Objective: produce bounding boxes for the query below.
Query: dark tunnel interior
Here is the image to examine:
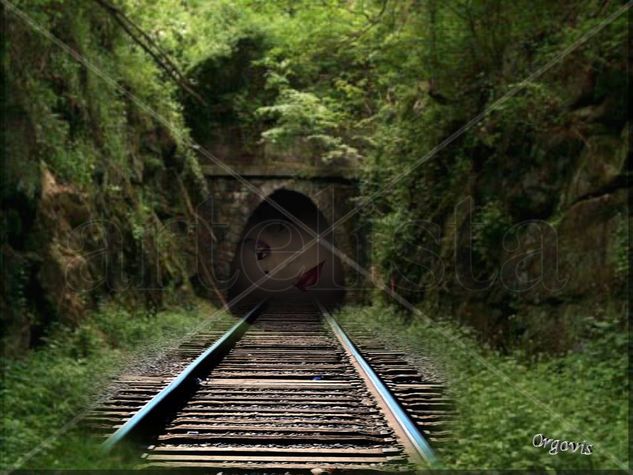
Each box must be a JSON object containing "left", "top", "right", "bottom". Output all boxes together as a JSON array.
[{"left": 228, "top": 189, "right": 345, "bottom": 310}]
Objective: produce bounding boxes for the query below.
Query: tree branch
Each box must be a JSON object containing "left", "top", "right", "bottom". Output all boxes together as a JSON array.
[{"left": 93, "top": 0, "right": 206, "bottom": 105}]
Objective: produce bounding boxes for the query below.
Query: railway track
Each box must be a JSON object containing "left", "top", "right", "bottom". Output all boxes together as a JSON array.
[{"left": 88, "top": 299, "right": 451, "bottom": 472}]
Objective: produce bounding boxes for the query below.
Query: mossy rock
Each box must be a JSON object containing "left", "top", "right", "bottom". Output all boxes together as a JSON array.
[{"left": 562, "top": 132, "right": 627, "bottom": 206}]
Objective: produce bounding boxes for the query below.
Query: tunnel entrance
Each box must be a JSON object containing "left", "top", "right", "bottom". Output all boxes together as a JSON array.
[{"left": 228, "top": 189, "right": 345, "bottom": 309}]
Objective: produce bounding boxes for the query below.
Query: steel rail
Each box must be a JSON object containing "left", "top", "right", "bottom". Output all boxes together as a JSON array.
[
  {"left": 102, "top": 299, "right": 267, "bottom": 452},
  {"left": 316, "top": 299, "right": 438, "bottom": 467}
]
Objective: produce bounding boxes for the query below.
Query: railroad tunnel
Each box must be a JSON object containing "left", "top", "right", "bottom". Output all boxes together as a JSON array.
[{"left": 228, "top": 189, "right": 345, "bottom": 308}]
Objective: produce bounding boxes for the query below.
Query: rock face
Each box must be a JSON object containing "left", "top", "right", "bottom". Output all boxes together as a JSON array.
[
  {"left": 442, "top": 125, "right": 628, "bottom": 353},
  {"left": 35, "top": 168, "right": 93, "bottom": 324},
  {"left": 0, "top": 4, "right": 206, "bottom": 357},
  {"left": 563, "top": 133, "right": 628, "bottom": 205},
  {"left": 409, "top": 63, "right": 630, "bottom": 353},
  {"left": 1, "top": 157, "right": 201, "bottom": 357}
]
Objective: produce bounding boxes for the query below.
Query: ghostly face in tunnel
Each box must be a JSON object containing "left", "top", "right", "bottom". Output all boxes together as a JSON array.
[
  {"left": 244, "top": 238, "right": 271, "bottom": 261},
  {"left": 237, "top": 218, "right": 328, "bottom": 293},
  {"left": 228, "top": 189, "right": 345, "bottom": 306}
]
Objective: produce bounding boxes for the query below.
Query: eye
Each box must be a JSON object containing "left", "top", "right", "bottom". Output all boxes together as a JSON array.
[{"left": 255, "top": 240, "right": 271, "bottom": 260}]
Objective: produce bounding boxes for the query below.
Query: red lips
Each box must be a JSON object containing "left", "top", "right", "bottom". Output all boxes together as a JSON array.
[{"left": 295, "top": 261, "right": 325, "bottom": 291}]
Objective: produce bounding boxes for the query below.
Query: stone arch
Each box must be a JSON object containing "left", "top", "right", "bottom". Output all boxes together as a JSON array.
[{"left": 199, "top": 175, "right": 367, "bottom": 306}]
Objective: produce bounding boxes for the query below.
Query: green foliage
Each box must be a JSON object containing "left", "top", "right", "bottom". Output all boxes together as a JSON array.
[
  {"left": 0, "top": 300, "right": 231, "bottom": 469},
  {"left": 4, "top": 0, "right": 201, "bottom": 209},
  {"left": 478, "top": 81, "right": 563, "bottom": 150},
  {"left": 112, "top": 0, "right": 626, "bottom": 181},
  {"left": 256, "top": 85, "right": 361, "bottom": 162},
  {"left": 472, "top": 200, "right": 513, "bottom": 264},
  {"left": 612, "top": 214, "right": 629, "bottom": 285},
  {"left": 370, "top": 208, "right": 441, "bottom": 301},
  {"left": 3, "top": 0, "right": 210, "bottom": 337},
  {"left": 2, "top": 2, "right": 628, "bottom": 468},
  {"left": 117, "top": 0, "right": 628, "bottom": 326},
  {"left": 336, "top": 305, "right": 628, "bottom": 470}
]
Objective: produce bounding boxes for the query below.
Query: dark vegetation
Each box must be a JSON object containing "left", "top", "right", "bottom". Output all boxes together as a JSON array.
[{"left": 0, "top": 0, "right": 628, "bottom": 470}]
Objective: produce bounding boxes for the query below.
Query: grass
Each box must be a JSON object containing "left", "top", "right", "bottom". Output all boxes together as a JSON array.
[
  {"left": 0, "top": 299, "right": 235, "bottom": 470},
  {"left": 335, "top": 305, "right": 628, "bottom": 471}
]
